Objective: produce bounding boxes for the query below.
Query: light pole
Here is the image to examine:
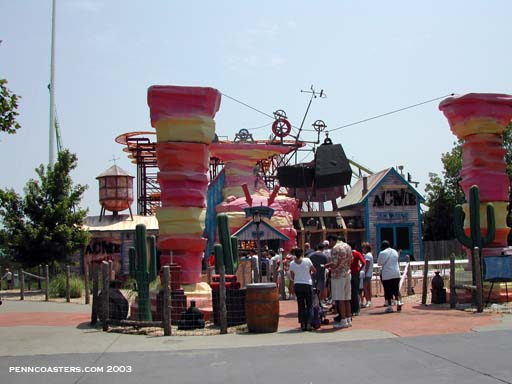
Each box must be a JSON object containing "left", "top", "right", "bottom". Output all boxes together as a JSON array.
[{"left": 253, "top": 210, "right": 262, "bottom": 283}]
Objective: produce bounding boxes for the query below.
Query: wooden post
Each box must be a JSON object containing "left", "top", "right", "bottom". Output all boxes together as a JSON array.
[
  {"left": 91, "top": 264, "right": 99, "bottom": 325},
  {"left": 474, "top": 247, "right": 484, "bottom": 313},
  {"left": 219, "top": 265, "right": 228, "bottom": 334},
  {"left": 449, "top": 253, "right": 456, "bottom": 308},
  {"left": 102, "top": 261, "right": 110, "bottom": 331},
  {"left": 84, "top": 261, "right": 90, "bottom": 305},
  {"left": 162, "top": 266, "right": 171, "bottom": 336},
  {"left": 207, "top": 266, "right": 213, "bottom": 285},
  {"left": 406, "top": 255, "right": 413, "bottom": 296},
  {"left": 45, "top": 265, "right": 49, "bottom": 302},
  {"left": 20, "top": 269, "right": 24, "bottom": 300},
  {"left": 65, "top": 265, "right": 71, "bottom": 302},
  {"left": 421, "top": 253, "right": 429, "bottom": 305},
  {"left": 38, "top": 265, "right": 42, "bottom": 290}
]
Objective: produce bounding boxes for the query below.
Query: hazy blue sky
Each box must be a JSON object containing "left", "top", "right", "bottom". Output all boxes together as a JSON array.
[{"left": 1, "top": 1, "right": 511, "bottom": 214}]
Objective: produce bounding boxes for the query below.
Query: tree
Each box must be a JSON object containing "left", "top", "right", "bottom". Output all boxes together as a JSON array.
[
  {"left": 423, "top": 121, "right": 512, "bottom": 241},
  {"left": 0, "top": 150, "right": 90, "bottom": 267},
  {"left": 0, "top": 79, "right": 21, "bottom": 134}
]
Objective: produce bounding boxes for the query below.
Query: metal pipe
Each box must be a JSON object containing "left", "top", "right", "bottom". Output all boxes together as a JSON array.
[{"left": 49, "top": 0, "right": 57, "bottom": 166}]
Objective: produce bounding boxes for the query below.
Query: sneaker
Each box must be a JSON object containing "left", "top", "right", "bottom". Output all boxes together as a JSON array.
[
  {"left": 397, "top": 300, "right": 403, "bottom": 312},
  {"left": 347, "top": 318, "right": 352, "bottom": 327},
  {"left": 385, "top": 306, "right": 393, "bottom": 313},
  {"left": 333, "top": 321, "right": 341, "bottom": 329},
  {"left": 339, "top": 319, "right": 350, "bottom": 329},
  {"left": 366, "top": 301, "right": 372, "bottom": 308}
]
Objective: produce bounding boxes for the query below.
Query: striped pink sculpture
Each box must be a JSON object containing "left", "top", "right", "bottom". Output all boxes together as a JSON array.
[
  {"left": 210, "top": 142, "right": 300, "bottom": 250},
  {"left": 148, "top": 85, "right": 221, "bottom": 284},
  {"left": 439, "top": 93, "right": 512, "bottom": 250}
]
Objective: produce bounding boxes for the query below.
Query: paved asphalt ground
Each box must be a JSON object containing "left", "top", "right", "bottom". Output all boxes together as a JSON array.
[{"left": 1, "top": 298, "right": 512, "bottom": 384}]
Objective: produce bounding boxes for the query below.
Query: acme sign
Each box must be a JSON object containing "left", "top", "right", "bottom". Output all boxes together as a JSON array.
[{"left": 373, "top": 190, "right": 417, "bottom": 207}]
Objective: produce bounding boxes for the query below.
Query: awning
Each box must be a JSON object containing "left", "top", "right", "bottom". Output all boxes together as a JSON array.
[{"left": 233, "top": 220, "right": 289, "bottom": 241}]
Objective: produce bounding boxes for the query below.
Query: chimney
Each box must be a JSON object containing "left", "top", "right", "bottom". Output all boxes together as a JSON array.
[{"left": 362, "top": 176, "right": 368, "bottom": 196}]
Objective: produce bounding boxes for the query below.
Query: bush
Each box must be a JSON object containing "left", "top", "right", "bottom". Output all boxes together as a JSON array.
[{"left": 49, "top": 273, "right": 84, "bottom": 298}]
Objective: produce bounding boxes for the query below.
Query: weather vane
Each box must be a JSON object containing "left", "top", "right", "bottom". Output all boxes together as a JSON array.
[{"left": 109, "top": 155, "right": 120, "bottom": 165}]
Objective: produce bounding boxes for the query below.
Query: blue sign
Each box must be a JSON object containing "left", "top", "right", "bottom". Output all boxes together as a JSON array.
[
  {"left": 243, "top": 206, "right": 275, "bottom": 219},
  {"left": 377, "top": 212, "right": 409, "bottom": 220},
  {"left": 484, "top": 256, "right": 512, "bottom": 282}
]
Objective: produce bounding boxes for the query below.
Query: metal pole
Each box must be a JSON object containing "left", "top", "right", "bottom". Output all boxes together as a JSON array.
[
  {"left": 256, "top": 222, "right": 261, "bottom": 283},
  {"left": 49, "top": 0, "right": 57, "bottom": 166},
  {"left": 279, "top": 249, "right": 286, "bottom": 300}
]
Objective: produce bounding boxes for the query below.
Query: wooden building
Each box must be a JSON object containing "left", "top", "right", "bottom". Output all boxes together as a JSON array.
[{"left": 336, "top": 167, "right": 425, "bottom": 260}]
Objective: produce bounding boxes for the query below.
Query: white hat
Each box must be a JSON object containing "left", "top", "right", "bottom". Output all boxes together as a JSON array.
[{"left": 322, "top": 240, "right": 330, "bottom": 246}]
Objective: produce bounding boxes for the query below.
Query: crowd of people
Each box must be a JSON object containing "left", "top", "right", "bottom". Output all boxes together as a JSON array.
[
  {"left": 283, "top": 236, "right": 404, "bottom": 331},
  {"left": 207, "top": 235, "right": 404, "bottom": 331}
]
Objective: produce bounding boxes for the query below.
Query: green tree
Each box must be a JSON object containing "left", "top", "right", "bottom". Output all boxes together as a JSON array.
[
  {"left": 423, "top": 173, "right": 458, "bottom": 240},
  {"left": 0, "top": 79, "right": 21, "bottom": 134},
  {"left": 423, "top": 121, "right": 512, "bottom": 241},
  {"left": 0, "top": 150, "right": 90, "bottom": 267}
]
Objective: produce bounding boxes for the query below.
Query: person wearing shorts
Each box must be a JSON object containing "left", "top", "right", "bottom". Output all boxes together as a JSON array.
[{"left": 325, "top": 236, "right": 352, "bottom": 329}]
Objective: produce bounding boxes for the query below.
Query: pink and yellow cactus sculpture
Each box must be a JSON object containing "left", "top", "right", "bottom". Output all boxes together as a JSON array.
[
  {"left": 439, "top": 93, "right": 512, "bottom": 250},
  {"left": 148, "top": 85, "right": 221, "bottom": 284},
  {"left": 210, "top": 142, "right": 300, "bottom": 250}
]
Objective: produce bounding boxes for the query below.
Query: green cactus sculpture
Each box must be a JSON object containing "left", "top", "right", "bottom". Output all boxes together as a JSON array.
[
  {"left": 215, "top": 214, "right": 239, "bottom": 274},
  {"left": 454, "top": 185, "right": 496, "bottom": 249},
  {"left": 129, "top": 224, "right": 158, "bottom": 321}
]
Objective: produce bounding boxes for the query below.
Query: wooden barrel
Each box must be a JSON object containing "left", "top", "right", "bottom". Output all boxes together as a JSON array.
[{"left": 245, "top": 283, "right": 279, "bottom": 333}]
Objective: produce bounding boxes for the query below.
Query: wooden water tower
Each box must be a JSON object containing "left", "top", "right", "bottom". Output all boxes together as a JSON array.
[{"left": 97, "top": 165, "right": 134, "bottom": 220}]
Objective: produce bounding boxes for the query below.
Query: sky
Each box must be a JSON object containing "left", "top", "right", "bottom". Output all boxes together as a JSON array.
[{"left": 1, "top": 0, "right": 512, "bottom": 215}]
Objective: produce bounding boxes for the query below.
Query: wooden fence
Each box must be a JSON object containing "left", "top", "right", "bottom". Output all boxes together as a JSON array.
[{"left": 423, "top": 239, "right": 464, "bottom": 260}]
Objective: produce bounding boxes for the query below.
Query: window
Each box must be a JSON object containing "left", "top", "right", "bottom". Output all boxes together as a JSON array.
[{"left": 377, "top": 224, "right": 413, "bottom": 260}]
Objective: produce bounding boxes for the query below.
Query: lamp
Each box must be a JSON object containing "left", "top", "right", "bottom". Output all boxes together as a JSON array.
[{"left": 252, "top": 210, "right": 262, "bottom": 283}]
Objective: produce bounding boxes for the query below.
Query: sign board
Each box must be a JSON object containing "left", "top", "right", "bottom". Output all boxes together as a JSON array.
[{"left": 484, "top": 255, "right": 512, "bottom": 282}]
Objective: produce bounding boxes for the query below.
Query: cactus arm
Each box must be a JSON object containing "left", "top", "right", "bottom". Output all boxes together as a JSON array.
[
  {"left": 454, "top": 185, "right": 496, "bottom": 250},
  {"left": 231, "top": 235, "right": 239, "bottom": 271},
  {"left": 482, "top": 203, "right": 496, "bottom": 247},
  {"left": 454, "top": 205, "right": 472, "bottom": 248},
  {"left": 214, "top": 244, "right": 224, "bottom": 272},
  {"left": 218, "top": 214, "right": 234, "bottom": 274},
  {"left": 128, "top": 224, "right": 157, "bottom": 321}
]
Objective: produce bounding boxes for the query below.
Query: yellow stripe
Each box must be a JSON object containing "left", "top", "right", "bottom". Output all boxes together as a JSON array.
[
  {"left": 451, "top": 118, "right": 504, "bottom": 139},
  {"left": 155, "top": 116, "right": 215, "bottom": 144}
]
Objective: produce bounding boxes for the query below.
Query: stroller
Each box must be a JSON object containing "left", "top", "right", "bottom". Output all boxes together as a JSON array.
[{"left": 311, "top": 287, "right": 329, "bottom": 329}]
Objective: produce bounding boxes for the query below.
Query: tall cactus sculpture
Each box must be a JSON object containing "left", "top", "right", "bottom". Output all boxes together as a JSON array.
[
  {"left": 129, "top": 224, "right": 158, "bottom": 321},
  {"left": 214, "top": 214, "right": 238, "bottom": 274},
  {"left": 454, "top": 185, "right": 496, "bottom": 250}
]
